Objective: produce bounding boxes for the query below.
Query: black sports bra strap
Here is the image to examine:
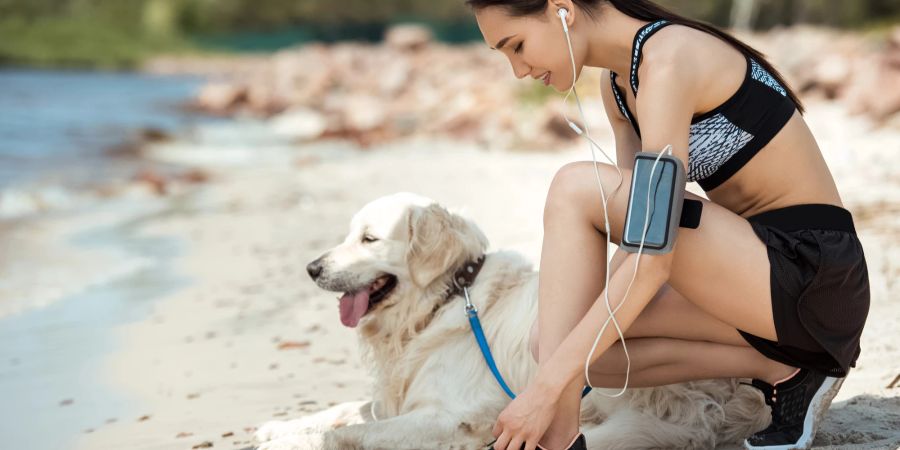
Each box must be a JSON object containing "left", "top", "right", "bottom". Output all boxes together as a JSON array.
[
  {"left": 609, "top": 71, "right": 642, "bottom": 138},
  {"left": 629, "top": 20, "right": 673, "bottom": 95},
  {"left": 609, "top": 72, "right": 629, "bottom": 119}
]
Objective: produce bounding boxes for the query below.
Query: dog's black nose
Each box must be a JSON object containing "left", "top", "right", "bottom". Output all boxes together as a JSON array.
[{"left": 307, "top": 259, "right": 323, "bottom": 280}]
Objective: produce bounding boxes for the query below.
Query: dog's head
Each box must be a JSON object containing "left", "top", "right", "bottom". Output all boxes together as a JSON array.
[{"left": 306, "top": 192, "right": 489, "bottom": 328}]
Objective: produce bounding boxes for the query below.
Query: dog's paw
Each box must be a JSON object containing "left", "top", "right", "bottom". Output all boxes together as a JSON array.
[
  {"left": 256, "top": 432, "right": 325, "bottom": 450},
  {"left": 254, "top": 420, "right": 304, "bottom": 442},
  {"left": 255, "top": 414, "right": 338, "bottom": 442}
]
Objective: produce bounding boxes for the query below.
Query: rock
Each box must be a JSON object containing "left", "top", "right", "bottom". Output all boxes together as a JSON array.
[
  {"left": 545, "top": 113, "right": 579, "bottom": 141},
  {"left": 138, "top": 127, "right": 172, "bottom": 143},
  {"left": 813, "top": 54, "right": 852, "bottom": 99},
  {"left": 845, "top": 38, "right": 900, "bottom": 122},
  {"left": 195, "top": 82, "right": 248, "bottom": 114},
  {"left": 276, "top": 340, "right": 311, "bottom": 350},
  {"left": 342, "top": 95, "right": 388, "bottom": 132},
  {"left": 890, "top": 26, "right": 900, "bottom": 49},
  {"left": 246, "top": 80, "right": 288, "bottom": 116},
  {"left": 378, "top": 59, "right": 411, "bottom": 96},
  {"left": 384, "top": 24, "right": 433, "bottom": 52},
  {"left": 133, "top": 169, "right": 168, "bottom": 196},
  {"left": 269, "top": 107, "right": 328, "bottom": 141},
  {"left": 849, "top": 61, "right": 900, "bottom": 121},
  {"left": 179, "top": 169, "right": 210, "bottom": 184}
]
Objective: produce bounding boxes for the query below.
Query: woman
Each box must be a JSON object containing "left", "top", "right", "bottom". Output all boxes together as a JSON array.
[{"left": 465, "top": 1, "right": 871, "bottom": 449}]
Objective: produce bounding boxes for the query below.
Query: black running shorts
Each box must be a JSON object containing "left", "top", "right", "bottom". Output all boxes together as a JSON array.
[{"left": 737, "top": 203, "right": 870, "bottom": 378}]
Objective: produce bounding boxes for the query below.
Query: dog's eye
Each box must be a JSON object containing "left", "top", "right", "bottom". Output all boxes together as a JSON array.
[{"left": 362, "top": 235, "right": 378, "bottom": 243}]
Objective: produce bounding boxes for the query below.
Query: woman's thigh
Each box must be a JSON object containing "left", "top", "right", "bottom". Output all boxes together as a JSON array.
[
  {"left": 529, "top": 273, "right": 749, "bottom": 362},
  {"left": 585, "top": 338, "right": 766, "bottom": 387},
  {"left": 548, "top": 161, "right": 776, "bottom": 341},
  {"left": 609, "top": 247, "right": 750, "bottom": 347},
  {"left": 626, "top": 282, "right": 751, "bottom": 346}
]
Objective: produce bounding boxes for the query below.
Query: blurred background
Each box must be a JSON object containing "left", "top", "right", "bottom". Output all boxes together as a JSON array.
[
  {"left": 1, "top": 1, "right": 898, "bottom": 450},
  {"left": 2, "top": 0, "right": 899, "bottom": 66}
]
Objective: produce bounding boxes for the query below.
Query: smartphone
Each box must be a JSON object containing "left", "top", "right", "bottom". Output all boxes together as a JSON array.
[{"left": 620, "top": 152, "right": 686, "bottom": 255}]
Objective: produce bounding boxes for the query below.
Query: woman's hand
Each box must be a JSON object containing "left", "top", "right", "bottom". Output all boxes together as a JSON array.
[{"left": 489, "top": 376, "right": 563, "bottom": 450}]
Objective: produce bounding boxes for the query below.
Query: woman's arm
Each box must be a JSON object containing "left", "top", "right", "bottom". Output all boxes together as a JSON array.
[
  {"left": 536, "top": 46, "right": 699, "bottom": 394},
  {"left": 533, "top": 251, "right": 671, "bottom": 392}
]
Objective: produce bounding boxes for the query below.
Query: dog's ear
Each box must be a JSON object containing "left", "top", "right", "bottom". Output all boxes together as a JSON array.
[{"left": 405, "top": 203, "right": 487, "bottom": 289}]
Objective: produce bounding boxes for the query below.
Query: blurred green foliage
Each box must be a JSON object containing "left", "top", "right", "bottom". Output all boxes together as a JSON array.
[
  {"left": 1, "top": 0, "right": 897, "bottom": 68},
  {"left": 0, "top": 0, "right": 203, "bottom": 68},
  {"left": 0, "top": 15, "right": 198, "bottom": 69}
]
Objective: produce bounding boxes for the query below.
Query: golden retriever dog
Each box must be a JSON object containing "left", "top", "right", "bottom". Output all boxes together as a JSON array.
[{"left": 254, "top": 192, "right": 769, "bottom": 450}]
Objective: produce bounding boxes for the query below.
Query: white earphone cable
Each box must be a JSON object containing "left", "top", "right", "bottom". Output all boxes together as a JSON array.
[{"left": 557, "top": 8, "right": 670, "bottom": 397}]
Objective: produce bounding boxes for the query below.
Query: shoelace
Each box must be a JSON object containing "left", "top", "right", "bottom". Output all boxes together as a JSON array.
[{"left": 739, "top": 375, "right": 807, "bottom": 431}]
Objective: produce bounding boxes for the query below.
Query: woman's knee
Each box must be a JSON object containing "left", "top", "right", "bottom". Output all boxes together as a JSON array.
[
  {"left": 544, "top": 161, "right": 630, "bottom": 235},
  {"left": 544, "top": 163, "right": 583, "bottom": 220}
]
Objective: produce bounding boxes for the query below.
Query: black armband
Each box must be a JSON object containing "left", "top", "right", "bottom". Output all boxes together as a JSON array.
[{"left": 679, "top": 198, "right": 703, "bottom": 229}]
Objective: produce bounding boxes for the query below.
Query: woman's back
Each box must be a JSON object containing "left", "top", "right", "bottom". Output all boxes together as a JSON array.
[{"left": 608, "top": 21, "right": 843, "bottom": 218}]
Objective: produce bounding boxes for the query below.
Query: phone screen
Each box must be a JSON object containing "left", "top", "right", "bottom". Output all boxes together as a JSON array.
[{"left": 624, "top": 156, "right": 677, "bottom": 249}]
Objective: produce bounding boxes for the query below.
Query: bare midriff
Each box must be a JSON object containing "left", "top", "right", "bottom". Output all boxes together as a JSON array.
[{"left": 704, "top": 109, "right": 845, "bottom": 220}]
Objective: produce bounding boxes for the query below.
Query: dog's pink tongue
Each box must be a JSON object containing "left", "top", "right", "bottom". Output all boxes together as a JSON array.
[{"left": 339, "top": 290, "right": 370, "bottom": 328}]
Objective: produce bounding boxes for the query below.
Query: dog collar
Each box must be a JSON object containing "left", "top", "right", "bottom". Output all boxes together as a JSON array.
[{"left": 441, "top": 254, "right": 486, "bottom": 302}]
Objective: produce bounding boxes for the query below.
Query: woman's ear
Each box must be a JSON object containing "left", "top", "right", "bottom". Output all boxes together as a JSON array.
[{"left": 548, "top": 0, "right": 576, "bottom": 28}]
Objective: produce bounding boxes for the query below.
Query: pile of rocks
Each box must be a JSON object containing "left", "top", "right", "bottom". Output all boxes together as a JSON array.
[
  {"left": 151, "top": 24, "right": 591, "bottom": 150},
  {"left": 146, "top": 23, "right": 900, "bottom": 150}
]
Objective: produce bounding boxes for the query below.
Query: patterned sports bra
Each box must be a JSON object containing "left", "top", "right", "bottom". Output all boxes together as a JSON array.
[{"left": 609, "top": 20, "right": 796, "bottom": 191}]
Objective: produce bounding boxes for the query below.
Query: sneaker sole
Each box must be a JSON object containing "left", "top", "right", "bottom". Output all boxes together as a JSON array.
[{"left": 742, "top": 375, "right": 845, "bottom": 450}]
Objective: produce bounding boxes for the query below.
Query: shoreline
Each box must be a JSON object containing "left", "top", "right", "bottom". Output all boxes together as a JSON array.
[{"left": 0, "top": 194, "right": 189, "bottom": 449}]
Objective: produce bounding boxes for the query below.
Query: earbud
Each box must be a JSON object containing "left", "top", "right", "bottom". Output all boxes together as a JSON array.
[{"left": 557, "top": 8, "right": 569, "bottom": 33}]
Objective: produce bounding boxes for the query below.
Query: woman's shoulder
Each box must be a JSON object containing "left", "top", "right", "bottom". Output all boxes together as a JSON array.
[
  {"left": 638, "top": 24, "right": 720, "bottom": 74},
  {"left": 637, "top": 24, "right": 746, "bottom": 95}
]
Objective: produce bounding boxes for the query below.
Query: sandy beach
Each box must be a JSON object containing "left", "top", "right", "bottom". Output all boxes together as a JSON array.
[
  {"left": 1, "top": 22, "right": 899, "bottom": 448},
  {"left": 0, "top": 93, "right": 894, "bottom": 449}
]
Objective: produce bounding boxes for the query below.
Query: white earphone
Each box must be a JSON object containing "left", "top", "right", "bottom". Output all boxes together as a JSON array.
[
  {"left": 554, "top": 5, "right": 671, "bottom": 397},
  {"left": 558, "top": 7, "right": 571, "bottom": 35}
]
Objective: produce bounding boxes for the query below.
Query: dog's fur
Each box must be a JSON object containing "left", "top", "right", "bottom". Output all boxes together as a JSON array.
[{"left": 254, "top": 192, "right": 769, "bottom": 450}]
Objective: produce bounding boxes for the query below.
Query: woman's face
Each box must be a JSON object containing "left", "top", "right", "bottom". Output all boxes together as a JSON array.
[{"left": 474, "top": 4, "right": 585, "bottom": 92}]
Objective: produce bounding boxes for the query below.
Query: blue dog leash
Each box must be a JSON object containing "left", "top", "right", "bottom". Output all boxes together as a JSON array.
[{"left": 462, "top": 284, "right": 592, "bottom": 400}]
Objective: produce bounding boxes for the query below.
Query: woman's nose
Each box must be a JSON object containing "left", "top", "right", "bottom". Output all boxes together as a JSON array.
[{"left": 510, "top": 58, "right": 531, "bottom": 79}]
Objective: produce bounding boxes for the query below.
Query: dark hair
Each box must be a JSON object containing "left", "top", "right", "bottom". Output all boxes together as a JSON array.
[{"left": 465, "top": 0, "right": 804, "bottom": 114}]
